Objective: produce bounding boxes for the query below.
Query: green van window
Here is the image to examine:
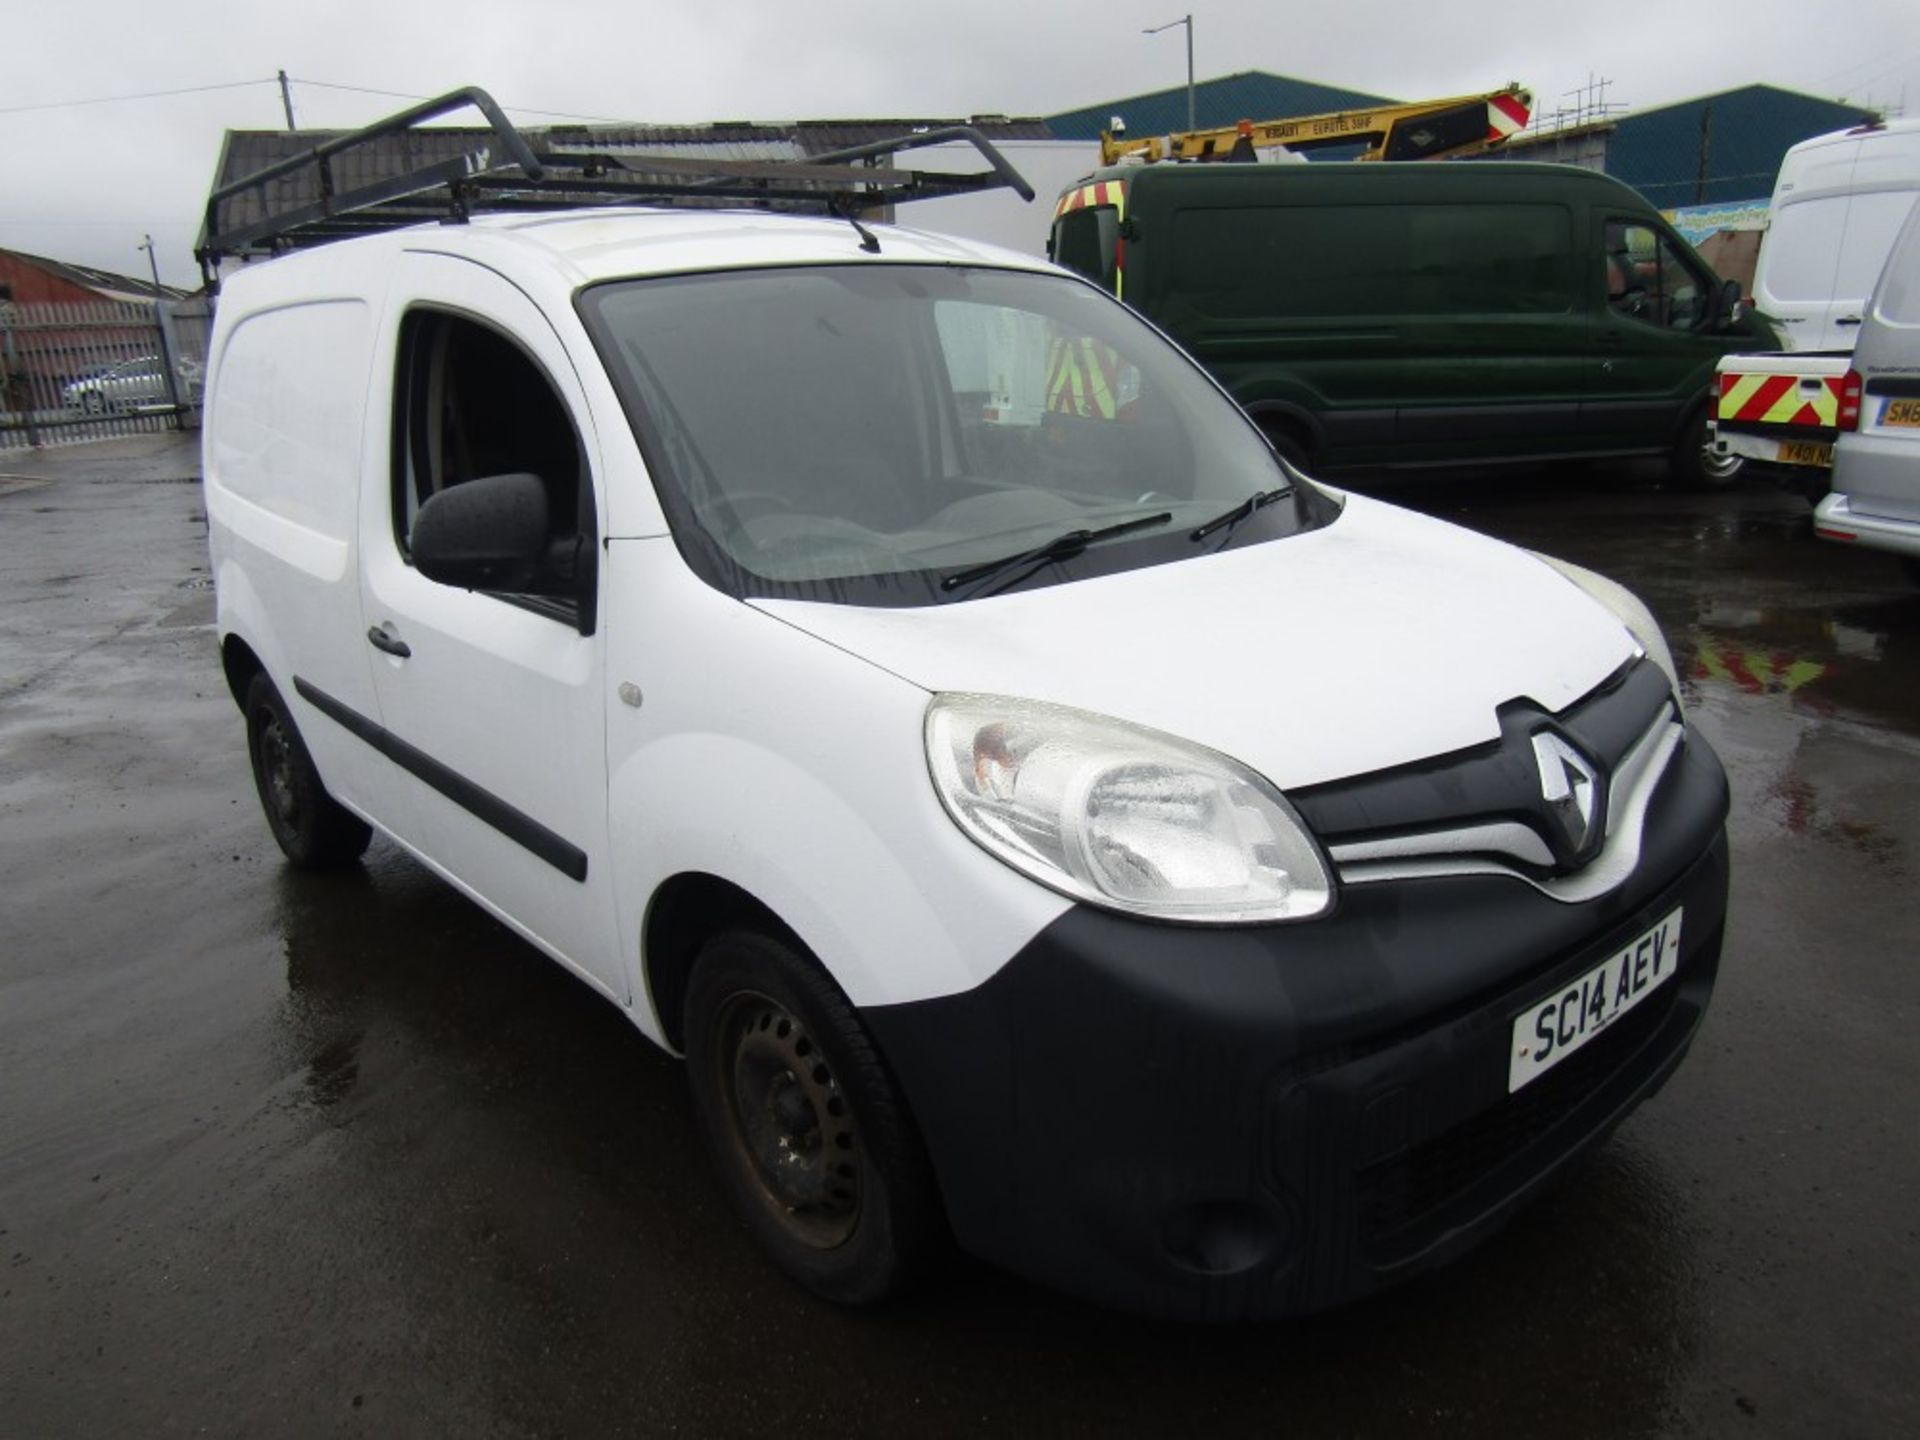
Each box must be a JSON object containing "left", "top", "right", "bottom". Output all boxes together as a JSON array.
[
  {"left": 1169, "top": 203, "right": 1571, "bottom": 319},
  {"left": 1053, "top": 207, "right": 1120, "bottom": 292},
  {"left": 1407, "top": 206, "right": 1571, "bottom": 314},
  {"left": 1605, "top": 221, "right": 1710, "bottom": 330}
]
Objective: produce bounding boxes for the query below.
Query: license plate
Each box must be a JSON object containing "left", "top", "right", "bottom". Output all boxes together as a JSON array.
[
  {"left": 1778, "top": 439, "right": 1834, "bottom": 467},
  {"left": 1884, "top": 398, "right": 1920, "bottom": 428},
  {"left": 1509, "top": 908, "right": 1683, "bottom": 1093}
]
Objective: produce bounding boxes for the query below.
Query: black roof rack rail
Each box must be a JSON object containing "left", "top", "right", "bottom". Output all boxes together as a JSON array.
[{"left": 197, "top": 85, "right": 1034, "bottom": 287}]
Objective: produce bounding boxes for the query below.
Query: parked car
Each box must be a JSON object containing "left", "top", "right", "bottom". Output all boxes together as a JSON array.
[
  {"left": 1047, "top": 160, "right": 1773, "bottom": 484},
  {"left": 1813, "top": 196, "right": 1920, "bottom": 579},
  {"left": 62, "top": 354, "right": 200, "bottom": 413},
  {"left": 207, "top": 201, "right": 1731, "bottom": 1322}
]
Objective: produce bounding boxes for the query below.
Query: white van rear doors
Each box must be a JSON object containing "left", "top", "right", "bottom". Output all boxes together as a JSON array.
[{"left": 1760, "top": 125, "right": 1920, "bottom": 352}]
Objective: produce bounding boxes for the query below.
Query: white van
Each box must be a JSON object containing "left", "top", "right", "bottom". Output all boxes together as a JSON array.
[
  {"left": 201, "top": 94, "right": 1733, "bottom": 1322},
  {"left": 1754, "top": 117, "right": 1920, "bottom": 352}
]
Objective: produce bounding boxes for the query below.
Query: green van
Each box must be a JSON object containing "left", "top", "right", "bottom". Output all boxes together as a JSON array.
[{"left": 1046, "top": 162, "right": 1779, "bottom": 483}]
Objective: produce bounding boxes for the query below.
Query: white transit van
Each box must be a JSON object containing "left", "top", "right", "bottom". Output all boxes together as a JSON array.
[
  {"left": 1754, "top": 116, "right": 1920, "bottom": 352},
  {"left": 201, "top": 91, "right": 1732, "bottom": 1321}
]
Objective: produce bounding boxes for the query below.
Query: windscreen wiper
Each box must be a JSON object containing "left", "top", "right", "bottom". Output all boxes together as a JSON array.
[
  {"left": 940, "top": 511, "right": 1173, "bottom": 596},
  {"left": 1189, "top": 486, "right": 1292, "bottom": 544}
]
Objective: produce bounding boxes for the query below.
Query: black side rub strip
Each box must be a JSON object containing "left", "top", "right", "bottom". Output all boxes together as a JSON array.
[{"left": 293, "top": 677, "right": 588, "bottom": 883}]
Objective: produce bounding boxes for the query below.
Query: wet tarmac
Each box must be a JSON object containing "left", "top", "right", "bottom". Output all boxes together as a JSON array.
[{"left": 2, "top": 435, "right": 1915, "bottom": 1437}]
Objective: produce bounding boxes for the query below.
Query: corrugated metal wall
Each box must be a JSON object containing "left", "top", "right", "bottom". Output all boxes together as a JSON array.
[{"left": 1606, "top": 86, "right": 1872, "bottom": 207}]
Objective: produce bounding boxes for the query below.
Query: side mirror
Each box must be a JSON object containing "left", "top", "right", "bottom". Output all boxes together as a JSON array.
[
  {"left": 1712, "top": 277, "right": 1745, "bottom": 328},
  {"left": 412, "top": 472, "right": 556, "bottom": 592}
]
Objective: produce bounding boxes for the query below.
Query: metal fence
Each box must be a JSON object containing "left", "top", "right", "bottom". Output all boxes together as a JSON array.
[{"left": 0, "top": 298, "right": 210, "bottom": 452}]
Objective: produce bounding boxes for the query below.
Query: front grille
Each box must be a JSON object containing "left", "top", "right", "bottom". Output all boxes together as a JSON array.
[{"left": 1358, "top": 977, "right": 1683, "bottom": 1252}]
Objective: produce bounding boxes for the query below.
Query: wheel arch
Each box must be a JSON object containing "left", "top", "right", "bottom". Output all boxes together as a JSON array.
[
  {"left": 221, "top": 632, "right": 266, "bottom": 710},
  {"left": 642, "top": 872, "right": 809, "bottom": 1054}
]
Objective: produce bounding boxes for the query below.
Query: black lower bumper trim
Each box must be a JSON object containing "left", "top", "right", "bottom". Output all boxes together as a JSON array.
[{"left": 864, "top": 732, "right": 1731, "bottom": 1321}]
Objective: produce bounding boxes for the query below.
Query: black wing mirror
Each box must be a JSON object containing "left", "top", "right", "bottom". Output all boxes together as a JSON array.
[{"left": 412, "top": 472, "right": 557, "bottom": 592}]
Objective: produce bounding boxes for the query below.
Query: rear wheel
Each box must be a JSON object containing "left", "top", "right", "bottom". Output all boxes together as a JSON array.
[
  {"left": 1671, "top": 408, "right": 1744, "bottom": 489},
  {"left": 244, "top": 673, "right": 372, "bottom": 869},
  {"left": 684, "top": 928, "right": 944, "bottom": 1304}
]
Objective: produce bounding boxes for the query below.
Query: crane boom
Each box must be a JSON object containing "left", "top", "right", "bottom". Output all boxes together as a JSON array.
[{"left": 1101, "top": 85, "right": 1533, "bottom": 166}]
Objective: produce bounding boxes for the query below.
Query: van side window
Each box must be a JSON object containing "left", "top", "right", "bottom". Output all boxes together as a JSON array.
[
  {"left": 392, "top": 310, "right": 595, "bottom": 627},
  {"left": 1605, "top": 222, "right": 1710, "bottom": 330},
  {"left": 1053, "top": 207, "right": 1120, "bottom": 292}
]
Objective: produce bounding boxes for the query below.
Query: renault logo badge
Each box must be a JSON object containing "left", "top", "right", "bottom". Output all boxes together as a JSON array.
[{"left": 1532, "top": 731, "right": 1600, "bottom": 856}]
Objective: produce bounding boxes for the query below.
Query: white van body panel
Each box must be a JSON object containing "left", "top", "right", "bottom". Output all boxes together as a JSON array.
[
  {"left": 600, "top": 538, "right": 1073, "bottom": 1026},
  {"left": 1757, "top": 118, "right": 1920, "bottom": 352},
  {"left": 205, "top": 271, "right": 391, "bottom": 815},
  {"left": 754, "top": 495, "right": 1638, "bottom": 794}
]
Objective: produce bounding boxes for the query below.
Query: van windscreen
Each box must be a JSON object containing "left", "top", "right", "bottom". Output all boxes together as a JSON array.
[{"left": 580, "top": 264, "right": 1327, "bottom": 607}]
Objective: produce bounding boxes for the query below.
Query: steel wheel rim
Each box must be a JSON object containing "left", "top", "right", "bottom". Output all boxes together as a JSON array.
[
  {"left": 258, "top": 712, "right": 300, "bottom": 828},
  {"left": 1699, "top": 438, "right": 1742, "bottom": 480},
  {"left": 715, "top": 990, "right": 861, "bottom": 1249}
]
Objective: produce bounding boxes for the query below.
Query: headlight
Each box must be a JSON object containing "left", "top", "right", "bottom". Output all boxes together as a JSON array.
[
  {"left": 925, "top": 694, "right": 1332, "bottom": 923},
  {"left": 1532, "top": 553, "right": 1680, "bottom": 698}
]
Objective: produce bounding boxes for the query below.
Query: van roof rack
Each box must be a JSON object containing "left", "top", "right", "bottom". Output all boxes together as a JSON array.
[{"left": 197, "top": 85, "right": 1036, "bottom": 287}]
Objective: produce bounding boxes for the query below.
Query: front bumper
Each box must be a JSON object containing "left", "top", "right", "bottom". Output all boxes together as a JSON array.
[{"left": 865, "top": 732, "right": 1730, "bottom": 1321}]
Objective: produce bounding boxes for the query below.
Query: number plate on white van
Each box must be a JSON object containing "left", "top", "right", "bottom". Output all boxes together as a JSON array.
[{"left": 1508, "top": 909, "right": 1682, "bottom": 1093}]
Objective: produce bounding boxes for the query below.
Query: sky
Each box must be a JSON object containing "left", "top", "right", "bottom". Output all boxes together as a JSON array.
[{"left": 3, "top": 0, "right": 1917, "bottom": 290}]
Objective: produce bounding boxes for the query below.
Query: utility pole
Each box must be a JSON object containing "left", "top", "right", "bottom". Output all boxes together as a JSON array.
[
  {"left": 137, "top": 234, "right": 163, "bottom": 297},
  {"left": 1144, "top": 15, "right": 1196, "bottom": 132},
  {"left": 277, "top": 69, "right": 296, "bottom": 130}
]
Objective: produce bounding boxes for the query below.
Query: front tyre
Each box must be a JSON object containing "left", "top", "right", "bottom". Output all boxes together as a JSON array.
[
  {"left": 1672, "top": 408, "right": 1744, "bottom": 489},
  {"left": 243, "top": 673, "right": 372, "bottom": 869},
  {"left": 684, "top": 929, "right": 945, "bottom": 1304}
]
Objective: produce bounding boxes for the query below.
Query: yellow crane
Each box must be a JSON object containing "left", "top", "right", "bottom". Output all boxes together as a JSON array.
[{"left": 1100, "top": 84, "right": 1534, "bottom": 166}]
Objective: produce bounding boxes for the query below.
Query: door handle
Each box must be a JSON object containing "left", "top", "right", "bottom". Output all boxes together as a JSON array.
[
  {"left": 1835, "top": 316, "right": 1863, "bottom": 327},
  {"left": 1595, "top": 331, "right": 1626, "bottom": 346},
  {"left": 366, "top": 623, "right": 412, "bottom": 659}
]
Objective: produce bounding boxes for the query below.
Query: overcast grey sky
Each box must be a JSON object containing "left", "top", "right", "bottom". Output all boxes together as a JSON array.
[{"left": 3, "top": 0, "right": 1917, "bottom": 289}]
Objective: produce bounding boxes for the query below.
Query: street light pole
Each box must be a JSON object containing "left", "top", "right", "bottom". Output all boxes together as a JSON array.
[
  {"left": 1143, "top": 14, "right": 1196, "bottom": 132},
  {"left": 137, "top": 234, "right": 183, "bottom": 413}
]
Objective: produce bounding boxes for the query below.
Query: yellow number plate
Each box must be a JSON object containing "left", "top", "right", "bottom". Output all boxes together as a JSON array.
[
  {"left": 1884, "top": 398, "right": 1920, "bottom": 428},
  {"left": 1779, "top": 440, "right": 1834, "bottom": 467}
]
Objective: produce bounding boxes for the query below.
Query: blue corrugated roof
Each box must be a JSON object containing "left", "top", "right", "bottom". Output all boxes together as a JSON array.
[
  {"left": 1607, "top": 84, "right": 1876, "bottom": 206},
  {"left": 1047, "top": 70, "right": 1393, "bottom": 141}
]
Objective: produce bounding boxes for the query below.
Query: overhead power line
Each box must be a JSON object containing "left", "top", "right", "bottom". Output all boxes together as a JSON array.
[
  {"left": 290, "top": 77, "right": 639, "bottom": 126},
  {"left": 0, "top": 78, "right": 277, "bottom": 117}
]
